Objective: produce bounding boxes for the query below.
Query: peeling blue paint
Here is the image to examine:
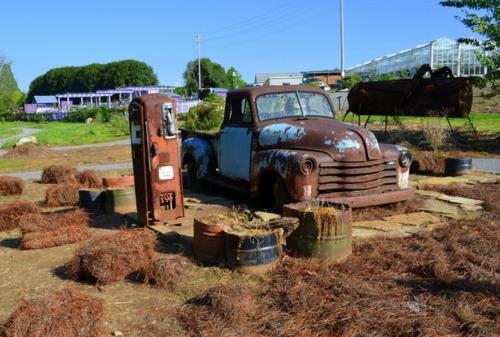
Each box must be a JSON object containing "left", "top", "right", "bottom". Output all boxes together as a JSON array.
[
  {"left": 335, "top": 138, "right": 362, "bottom": 153},
  {"left": 395, "top": 145, "right": 409, "bottom": 153},
  {"left": 324, "top": 139, "right": 333, "bottom": 146},
  {"left": 258, "top": 123, "right": 306, "bottom": 147},
  {"left": 253, "top": 149, "right": 296, "bottom": 178},
  {"left": 182, "top": 138, "right": 212, "bottom": 177}
]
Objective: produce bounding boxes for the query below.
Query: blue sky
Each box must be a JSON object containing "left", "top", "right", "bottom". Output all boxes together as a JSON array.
[{"left": 1, "top": 0, "right": 476, "bottom": 91}]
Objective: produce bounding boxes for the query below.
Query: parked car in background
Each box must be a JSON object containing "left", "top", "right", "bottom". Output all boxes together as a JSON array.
[{"left": 303, "top": 78, "right": 330, "bottom": 91}]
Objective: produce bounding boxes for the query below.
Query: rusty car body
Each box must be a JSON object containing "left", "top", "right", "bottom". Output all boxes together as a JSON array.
[
  {"left": 181, "top": 85, "right": 414, "bottom": 208},
  {"left": 346, "top": 64, "right": 473, "bottom": 119}
]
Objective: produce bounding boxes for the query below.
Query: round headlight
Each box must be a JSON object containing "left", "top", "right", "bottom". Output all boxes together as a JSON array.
[
  {"left": 399, "top": 152, "right": 413, "bottom": 167},
  {"left": 300, "top": 157, "right": 316, "bottom": 175}
]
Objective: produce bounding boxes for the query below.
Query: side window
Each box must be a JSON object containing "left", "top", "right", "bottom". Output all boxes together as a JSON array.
[{"left": 241, "top": 99, "right": 252, "bottom": 123}]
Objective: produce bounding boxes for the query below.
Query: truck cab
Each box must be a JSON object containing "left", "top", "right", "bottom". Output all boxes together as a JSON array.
[{"left": 181, "top": 85, "right": 414, "bottom": 208}]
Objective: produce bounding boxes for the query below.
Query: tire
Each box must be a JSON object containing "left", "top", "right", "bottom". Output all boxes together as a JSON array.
[{"left": 273, "top": 177, "right": 291, "bottom": 212}]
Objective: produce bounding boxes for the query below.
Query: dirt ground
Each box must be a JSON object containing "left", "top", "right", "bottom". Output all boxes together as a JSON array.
[{"left": 0, "top": 165, "right": 498, "bottom": 336}]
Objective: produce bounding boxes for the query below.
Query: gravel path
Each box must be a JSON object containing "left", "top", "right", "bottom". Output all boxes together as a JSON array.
[
  {"left": 471, "top": 158, "right": 500, "bottom": 174},
  {"left": 2, "top": 162, "right": 132, "bottom": 180}
]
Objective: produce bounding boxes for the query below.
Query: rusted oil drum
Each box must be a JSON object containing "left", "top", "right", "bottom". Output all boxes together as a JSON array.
[
  {"left": 224, "top": 230, "right": 281, "bottom": 275},
  {"left": 102, "top": 176, "right": 135, "bottom": 188},
  {"left": 193, "top": 207, "right": 230, "bottom": 264},
  {"left": 445, "top": 158, "right": 472, "bottom": 176},
  {"left": 283, "top": 201, "right": 352, "bottom": 260},
  {"left": 79, "top": 189, "right": 104, "bottom": 213},
  {"left": 104, "top": 187, "right": 136, "bottom": 214}
]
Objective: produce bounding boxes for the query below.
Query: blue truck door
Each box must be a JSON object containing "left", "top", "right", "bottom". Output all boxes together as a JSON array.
[{"left": 218, "top": 98, "right": 253, "bottom": 181}]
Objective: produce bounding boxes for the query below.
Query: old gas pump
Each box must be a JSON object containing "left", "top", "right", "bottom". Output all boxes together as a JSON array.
[{"left": 129, "top": 94, "right": 185, "bottom": 226}]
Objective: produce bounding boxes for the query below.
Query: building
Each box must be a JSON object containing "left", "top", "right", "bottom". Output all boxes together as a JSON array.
[
  {"left": 254, "top": 72, "right": 304, "bottom": 86},
  {"left": 24, "top": 95, "right": 58, "bottom": 113},
  {"left": 303, "top": 69, "right": 342, "bottom": 87},
  {"left": 347, "top": 37, "right": 491, "bottom": 78}
]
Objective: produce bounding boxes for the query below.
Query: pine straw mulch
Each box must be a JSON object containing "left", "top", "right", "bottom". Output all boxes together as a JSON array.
[
  {"left": 68, "top": 229, "right": 157, "bottom": 286},
  {"left": 158, "top": 213, "right": 499, "bottom": 337},
  {"left": 0, "top": 287, "right": 106, "bottom": 337},
  {"left": 44, "top": 184, "right": 80, "bottom": 207},
  {"left": 3, "top": 143, "right": 60, "bottom": 159},
  {"left": 352, "top": 194, "right": 425, "bottom": 222},
  {"left": 142, "top": 255, "right": 191, "bottom": 290},
  {"left": 411, "top": 151, "right": 445, "bottom": 175},
  {"left": 0, "top": 177, "right": 24, "bottom": 196},
  {"left": 18, "top": 209, "right": 91, "bottom": 250},
  {"left": 41, "top": 165, "right": 101, "bottom": 188},
  {"left": 0, "top": 202, "right": 39, "bottom": 232}
]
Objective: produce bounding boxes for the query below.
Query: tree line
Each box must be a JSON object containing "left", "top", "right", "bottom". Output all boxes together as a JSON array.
[{"left": 26, "top": 60, "right": 159, "bottom": 102}]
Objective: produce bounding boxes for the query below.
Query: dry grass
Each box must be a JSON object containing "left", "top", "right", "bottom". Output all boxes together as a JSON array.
[
  {"left": 142, "top": 255, "right": 191, "bottom": 290},
  {"left": 44, "top": 184, "right": 79, "bottom": 207},
  {"left": 0, "top": 201, "right": 39, "bottom": 232},
  {"left": 18, "top": 209, "right": 91, "bottom": 250},
  {"left": 76, "top": 170, "right": 102, "bottom": 189},
  {"left": 41, "top": 165, "right": 78, "bottom": 184},
  {"left": 0, "top": 287, "right": 106, "bottom": 337},
  {"left": 3, "top": 143, "right": 60, "bottom": 159},
  {"left": 0, "top": 177, "right": 24, "bottom": 196},
  {"left": 68, "top": 229, "right": 156, "bottom": 285}
]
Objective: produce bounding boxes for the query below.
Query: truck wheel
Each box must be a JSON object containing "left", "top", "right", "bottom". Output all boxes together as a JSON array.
[{"left": 273, "top": 177, "right": 291, "bottom": 212}]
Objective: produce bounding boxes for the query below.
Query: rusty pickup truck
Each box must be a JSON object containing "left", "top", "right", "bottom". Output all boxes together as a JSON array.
[{"left": 181, "top": 85, "right": 414, "bottom": 208}]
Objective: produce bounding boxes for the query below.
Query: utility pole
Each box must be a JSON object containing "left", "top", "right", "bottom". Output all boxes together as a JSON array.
[
  {"left": 340, "top": 0, "right": 345, "bottom": 78},
  {"left": 193, "top": 34, "right": 203, "bottom": 90}
]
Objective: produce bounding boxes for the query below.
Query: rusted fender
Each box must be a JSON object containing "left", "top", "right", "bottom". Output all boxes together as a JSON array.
[{"left": 181, "top": 138, "right": 216, "bottom": 178}]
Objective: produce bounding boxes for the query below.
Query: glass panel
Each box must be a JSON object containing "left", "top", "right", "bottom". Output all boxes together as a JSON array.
[{"left": 256, "top": 92, "right": 334, "bottom": 121}]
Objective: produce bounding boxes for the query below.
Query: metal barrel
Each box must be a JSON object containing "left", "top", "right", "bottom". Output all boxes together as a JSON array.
[
  {"left": 102, "top": 176, "right": 135, "bottom": 188},
  {"left": 283, "top": 201, "right": 352, "bottom": 260},
  {"left": 78, "top": 189, "right": 105, "bottom": 213},
  {"left": 445, "top": 158, "right": 472, "bottom": 176},
  {"left": 192, "top": 207, "right": 231, "bottom": 264},
  {"left": 104, "top": 187, "right": 136, "bottom": 214},
  {"left": 193, "top": 218, "right": 226, "bottom": 264},
  {"left": 225, "top": 230, "right": 281, "bottom": 275}
]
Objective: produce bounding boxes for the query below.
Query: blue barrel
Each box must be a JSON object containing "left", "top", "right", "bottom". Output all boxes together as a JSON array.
[{"left": 225, "top": 230, "right": 281, "bottom": 275}]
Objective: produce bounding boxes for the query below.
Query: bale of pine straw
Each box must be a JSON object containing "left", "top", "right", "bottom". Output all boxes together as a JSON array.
[
  {"left": 18, "top": 209, "right": 91, "bottom": 250},
  {"left": 76, "top": 170, "right": 102, "bottom": 188},
  {"left": 143, "top": 255, "right": 191, "bottom": 290},
  {"left": 18, "top": 209, "right": 89, "bottom": 234},
  {"left": 1, "top": 287, "right": 106, "bottom": 337},
  {"left": 45, "top": 184, "right": 80, "bottom": 207},
  {"left": 410, "top": 152, "right": 445, "bottom": 175},
  {"left": 41, "top": 165, "right": 78, "bottom": 184},
  {"left": 0, "top": 201, "right": 39, "bottom": 232},
  {"left": 68, "top": 229, "right": 156, "bottom": 285},
  {"left": 0, "top": 176, "right": 24, "bottom": 196}
]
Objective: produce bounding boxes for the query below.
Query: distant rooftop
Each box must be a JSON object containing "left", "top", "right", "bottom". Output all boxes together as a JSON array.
[{"left": 34, "top": 95, "right": 57, "bottom": 104}]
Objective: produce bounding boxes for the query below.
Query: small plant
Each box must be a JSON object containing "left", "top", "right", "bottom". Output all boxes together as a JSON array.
[
  {"left": 108, "top": 113, "right": 130, "bottom": 135},
  {"left": 422, "top": 114, "right": 450, "bottom": 154}
]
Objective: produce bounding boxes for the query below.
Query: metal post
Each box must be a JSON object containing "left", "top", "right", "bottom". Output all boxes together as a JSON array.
[
  {"left": 340, "top": 0, "right": 345, "bottom": 78},
  {"left": 194, "top": 34, "right": 203, "bottom": 90}
]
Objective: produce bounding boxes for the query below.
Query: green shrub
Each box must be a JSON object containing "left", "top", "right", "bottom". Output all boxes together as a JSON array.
[
  {"left": 184, "top": 101, "right": 224, "bottom": 131},
  {"left": 67, "top": 106, "right": 127, "bottom": 123},
  {"left": 108, "top": 113, "right": 130, "bottom": 135}
]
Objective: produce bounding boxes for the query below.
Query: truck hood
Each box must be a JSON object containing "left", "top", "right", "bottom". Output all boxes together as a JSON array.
[{"left": 257, "top": 118, "right": 382, "bottom": 162}]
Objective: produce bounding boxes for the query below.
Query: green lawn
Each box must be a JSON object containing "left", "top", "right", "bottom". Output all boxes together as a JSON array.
[
  {"left": 337, "top": 112, "right": 500, "bottom": 133},
  {"left": 0, "top": 121, "right": 129, "bottom": 148}
]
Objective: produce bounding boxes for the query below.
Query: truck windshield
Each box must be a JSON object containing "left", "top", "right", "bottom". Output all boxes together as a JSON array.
[{"left": 256, "top": 92, "right": 334, "bottom": 121}]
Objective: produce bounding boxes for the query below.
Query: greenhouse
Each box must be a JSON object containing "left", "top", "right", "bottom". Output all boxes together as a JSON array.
[{"left": 347, "top": 37, "right": 490, "bottom": 78}]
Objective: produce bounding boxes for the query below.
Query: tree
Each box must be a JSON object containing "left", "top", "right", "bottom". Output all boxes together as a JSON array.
[
  {"left": 26, "top": 60, "right": 158, "bottom": 101},
  {"left": 226, "top": 67, "right": 246, "bottom": 89},
  {"left": 0, "top": 62, "right": 23, "bottom": 116},
  {"left": 182, "top": 58, "right": 230, "bottom": 96},
  {"left": 440, "top": 0, "right": 499, "bottom": 96},
  {"left": 341, "top": 73, "right": 362, "bottom": 89}
]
